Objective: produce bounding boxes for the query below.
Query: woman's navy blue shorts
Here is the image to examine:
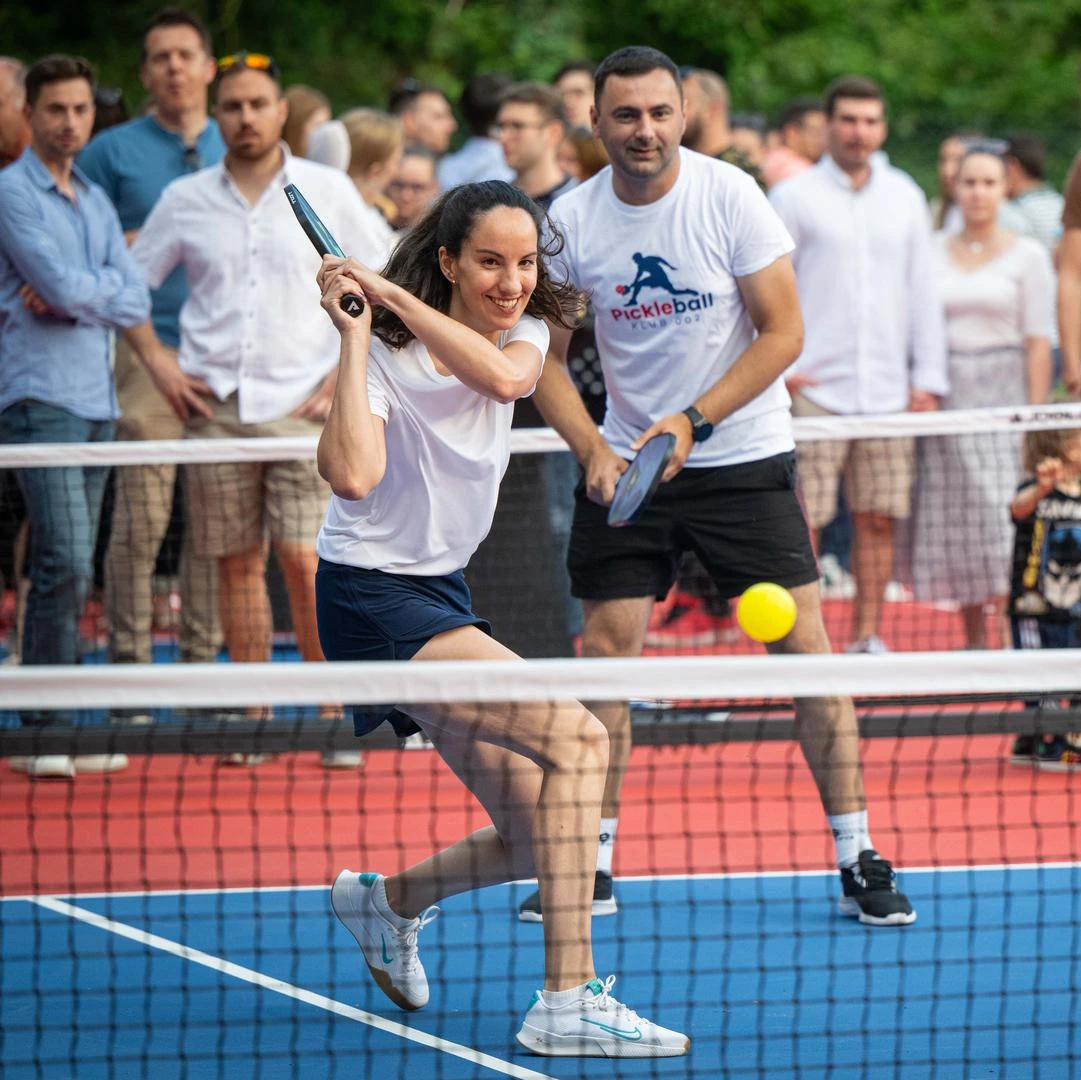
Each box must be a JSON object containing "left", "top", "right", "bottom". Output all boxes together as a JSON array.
[{"left": 315, "top": 558, "right": 492, "bottom": 737}]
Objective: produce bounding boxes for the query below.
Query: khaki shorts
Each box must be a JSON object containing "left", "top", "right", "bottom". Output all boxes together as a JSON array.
[
  {"left": 184, "top": 393, "right": 328, "bottom": 558},
  {"left": 790, "top": 392, "right": 915, "bottom": 530},
  {"left": 114, "top": 339, "right": 184, "bottom": 441}
]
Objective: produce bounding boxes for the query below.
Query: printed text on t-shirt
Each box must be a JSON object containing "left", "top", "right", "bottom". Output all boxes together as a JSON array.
[{"left": 609, "top": 251, "right": 714, "bottom": 329}]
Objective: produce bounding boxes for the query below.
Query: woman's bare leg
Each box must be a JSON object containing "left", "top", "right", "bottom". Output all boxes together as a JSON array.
[
  {"left": 384, "top": 730, "right": 541, "bottom": 916},
  {"left": 961, "top": 597, "right": 1005, "bottom": 650},
  {"left": 382, "top": 625, "right": 608, "bottom": 991}
]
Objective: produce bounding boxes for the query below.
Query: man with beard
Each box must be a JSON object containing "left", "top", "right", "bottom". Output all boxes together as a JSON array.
[
  {"left": 129, "top": 52, "right": 386, "bottom": 757},
  {"left": 521, "top": 46, "right": 916, "bottom": 929},
  {"left": 769, "top": 76, "right": 947, "bottom": 656},
  {"left": 680, "top": 66, "right": 764, "bottom": 190}
]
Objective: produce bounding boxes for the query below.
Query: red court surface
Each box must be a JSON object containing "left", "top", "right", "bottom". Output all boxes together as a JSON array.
[
  {"left": 643, "top": 594, "right": 995, "bottom": 654},
  {"left": 1, "top": 589, "right": 999, "bottom": 662},
  {"left": 3, "top": 733, "right": 1076, "bottom": 898}
]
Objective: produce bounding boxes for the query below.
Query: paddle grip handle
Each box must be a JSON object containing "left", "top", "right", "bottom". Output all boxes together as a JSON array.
[{"left": 340, "top": 293, "right": 365, "bottom": 318}]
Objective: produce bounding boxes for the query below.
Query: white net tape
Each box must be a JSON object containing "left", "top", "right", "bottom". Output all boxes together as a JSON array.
[
  {"left": 2, "top": 650, "right": 1079, "bottom": 711},
  {"left": 0, "top": 403, "right": 1079, "bottom": 467}
]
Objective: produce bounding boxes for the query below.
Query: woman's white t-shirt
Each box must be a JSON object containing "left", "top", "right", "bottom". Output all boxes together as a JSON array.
[
  {"left": 316, "top": 315, "right": 549, "bottom": 575},
  {"left": 549, "top": 146, "right": 796, "bottom": 467}
]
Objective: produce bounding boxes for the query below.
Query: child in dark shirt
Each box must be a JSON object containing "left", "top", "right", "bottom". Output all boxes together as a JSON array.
[{"left": 1009, "top": 428, "right": 1081, "bottom": 769}]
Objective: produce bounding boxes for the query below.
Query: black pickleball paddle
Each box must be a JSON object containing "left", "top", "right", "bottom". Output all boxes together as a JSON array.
[
  {"left": 284, "top": 183, "right": 365, "bottom": 317},
  {"left": 607, "top": 432, "right": 676, "bottom": 527}
]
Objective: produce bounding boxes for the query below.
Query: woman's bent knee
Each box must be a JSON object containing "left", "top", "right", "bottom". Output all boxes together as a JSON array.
[{"left": 550, "top": 707, "right": 609, "bottom": 774}]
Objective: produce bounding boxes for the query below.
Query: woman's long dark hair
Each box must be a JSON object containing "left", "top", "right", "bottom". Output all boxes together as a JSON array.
[{"left": 371, "top": 180, "right": 583, "bottom": 349}]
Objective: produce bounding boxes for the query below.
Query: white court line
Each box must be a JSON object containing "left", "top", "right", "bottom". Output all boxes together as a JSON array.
[
  {"left": 4, "top": 859, "right": 1079, "bottom": 904},
  {"left": 29, "top": 896, "right": 555, "bottom": 1080}
]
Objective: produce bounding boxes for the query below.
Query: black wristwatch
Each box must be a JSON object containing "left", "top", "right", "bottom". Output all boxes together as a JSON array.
[{"left": 682, "top": 406, "right": 714, "bottom": 443}]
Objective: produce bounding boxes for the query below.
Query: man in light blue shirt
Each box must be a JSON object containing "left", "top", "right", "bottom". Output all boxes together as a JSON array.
[
  {"left": 78, "top": 111, "right": 222, "bottom": 344},
  {"left": 77, "top": 7, "right": 224, "bottom": 678},
  {"left": 0, "top": 55, "right": 148, "bottom": 757}
]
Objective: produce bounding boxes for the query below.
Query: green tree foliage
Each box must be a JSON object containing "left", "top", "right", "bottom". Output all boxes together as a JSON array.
[{"left": 4, "top": 0, "right": 1081, "bottom": 189}]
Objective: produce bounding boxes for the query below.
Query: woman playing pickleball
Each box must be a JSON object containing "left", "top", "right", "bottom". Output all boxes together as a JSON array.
[{"left": 314, "top": 180, "right": 688, "bottom": 1059}]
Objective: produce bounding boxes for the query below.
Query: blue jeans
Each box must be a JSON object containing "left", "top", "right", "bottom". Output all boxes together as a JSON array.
[{"left": 0, "top": 401, "right": 115, "bottom": 723}]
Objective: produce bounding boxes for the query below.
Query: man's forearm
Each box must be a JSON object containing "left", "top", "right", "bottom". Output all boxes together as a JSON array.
[
  {"left": 695, "top": 329, "right": 802, "bottom": 424},
  {"left": 1025, "top": 338, "right": 1053, "bottom": 405},
  {"left": 123, "top": 321, "right": 165, "bottom": 364},
  {"left": 532, "top": 358, "right": 607, "bottom": 463},
  {"left": 1058, "top": 264, "right": 1081, "bottom": 386}
]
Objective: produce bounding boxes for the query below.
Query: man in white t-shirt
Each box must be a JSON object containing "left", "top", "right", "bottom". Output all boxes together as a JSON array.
[
  {"left": 524, "top": 46, "right": 915, "bottom": 927},
  {"left": 769, "top": 76, "right": 948, "bottom": 656}
]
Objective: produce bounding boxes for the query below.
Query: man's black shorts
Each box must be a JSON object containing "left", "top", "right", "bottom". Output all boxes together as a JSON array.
[{"left": 567, "top": 450, "right": 819, "bottom": 602}]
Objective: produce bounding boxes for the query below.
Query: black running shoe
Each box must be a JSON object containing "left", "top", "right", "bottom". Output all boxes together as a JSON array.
[
  {"left": 518, "top": 871, "right": 618, "bottom": 923},
  {"left": 838, "top": 850, "right": 916, "bottom": 926}
]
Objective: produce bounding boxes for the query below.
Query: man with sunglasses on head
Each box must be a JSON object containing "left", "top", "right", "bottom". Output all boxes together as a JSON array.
[
  {"left": 129, "top": 50, "right": 386, "bottom": 764},
  {"left": 78, "top": 7, "right": 224, "bottom": 699}
]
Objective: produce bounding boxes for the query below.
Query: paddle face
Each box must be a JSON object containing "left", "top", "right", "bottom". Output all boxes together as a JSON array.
[
  {"left": 284, "top": 183, "right": 364, "bottom": 317},
  {"left": 607, "top": 433, "right": 676, "bottom": 527}
]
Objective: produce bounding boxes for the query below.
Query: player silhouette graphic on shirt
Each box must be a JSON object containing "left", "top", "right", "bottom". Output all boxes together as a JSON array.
[{"left": 622, "top": 252, "right": 698, "bottom": 306}]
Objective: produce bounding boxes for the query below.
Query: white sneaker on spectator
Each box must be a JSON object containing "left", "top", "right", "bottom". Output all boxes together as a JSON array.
[
  {"left": 74, "top": 754, "right": 129, "bottom": 773},
  {"left": 818, "top": 554, "right": 856, "bottom": 599},
  {"left": 220, "top": 753, "right": 275, "bottom": 767},
  {"left": 108, "top": 709, "right": 154, "bottom": 725},
  {"left": 216, "top": 709, "right": 274, "bottom": 766},
  {"left": 9, "top": 755, "right": 76, "bottom": 778},
  {"left": 884, "top": 580, "right": 912, "bottom": 602},
  {"left": 321, "top": 750, "right": 364, "bottom": 768},
  {"left": 10, "top": 754, "right": 128, "bottom": 777},
  {"left": 845, "top": 635, "right": 890, "bottom": 655}
]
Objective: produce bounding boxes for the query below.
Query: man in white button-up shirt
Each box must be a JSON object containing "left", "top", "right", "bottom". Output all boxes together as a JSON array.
[
  {"left": 770, "top": 75, "right": 948, "bottom": 654},
  {"left": 129, "top": 53, "right": 388, "bottom": 747}
]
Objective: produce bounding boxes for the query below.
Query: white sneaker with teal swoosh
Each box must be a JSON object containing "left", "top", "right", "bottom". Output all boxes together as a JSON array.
[
  {"left": 515, "top": 975, "right": 689, "bottom": 1057},
  {"left": 331, "top": 870, "right": 438, "bottom": 1011}
]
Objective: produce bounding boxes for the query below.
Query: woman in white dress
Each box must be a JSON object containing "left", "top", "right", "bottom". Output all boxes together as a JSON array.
[{"left": 912, "top": 147, "right": 1054, "bottom": 647}]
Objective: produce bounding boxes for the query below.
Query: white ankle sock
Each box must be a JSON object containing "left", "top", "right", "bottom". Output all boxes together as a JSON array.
[
  {"left": 539, "top": 981, "right": 591, "bottom": 1006},
  {"left": 596, "top": 817, "right": 618, "bottom": 875},
  {"left": 828, "top": 810, "right": 872, "bottom": 869},
  {"left": 371, "top": 875, "right": 414, "bottom": 928}
]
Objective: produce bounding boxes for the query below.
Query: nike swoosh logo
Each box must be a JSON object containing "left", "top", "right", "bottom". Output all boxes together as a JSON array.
[
  {"left": 381, "top": 934, "right": 392, "bottom": 964},
  {"left": 581, "top": 1018, "right": 643, "bottom": 1040}
]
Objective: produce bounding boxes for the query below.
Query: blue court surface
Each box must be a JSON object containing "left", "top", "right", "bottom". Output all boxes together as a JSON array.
[{"left": 3, "top": 865, "right": 1079, "bottom": 1079}]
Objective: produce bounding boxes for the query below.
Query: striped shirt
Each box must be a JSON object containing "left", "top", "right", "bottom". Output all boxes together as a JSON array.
[{"left": 1008, "top": 186, "right": 1064, "bottom": 255}]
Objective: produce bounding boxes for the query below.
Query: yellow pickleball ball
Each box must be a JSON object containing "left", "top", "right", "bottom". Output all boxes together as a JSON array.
[{"left": 736, "top": 582, "right": 797, "bottom": 643}]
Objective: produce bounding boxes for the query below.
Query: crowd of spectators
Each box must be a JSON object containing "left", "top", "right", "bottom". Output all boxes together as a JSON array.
[{"left": 1, "top": 7, "right": 1080, "bottom": 778}]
